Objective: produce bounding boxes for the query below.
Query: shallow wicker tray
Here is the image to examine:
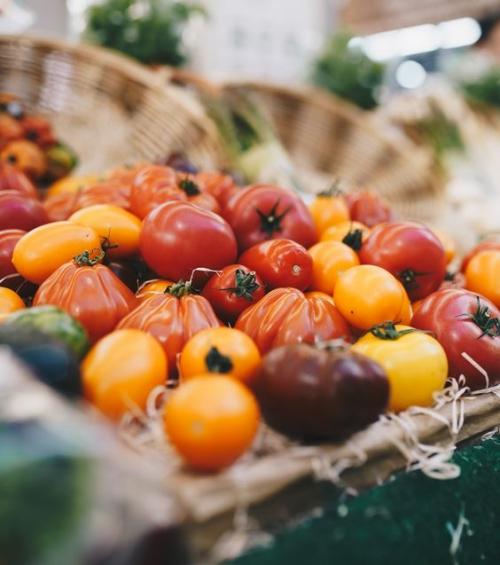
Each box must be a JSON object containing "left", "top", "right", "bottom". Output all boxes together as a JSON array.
[{"left": 0, "top": 35, "right": 223, "bottom": 173}]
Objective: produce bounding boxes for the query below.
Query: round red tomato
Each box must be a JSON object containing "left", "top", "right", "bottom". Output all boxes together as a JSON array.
[
  {"left": 0, "top": 162, "right": 37, "bottom": 198},
  {"left": 412, "top": 288, "right": 500, "bottom": 389},
  {"left": 224, "top": 184, "right": 317, "bottom": 252},
  {"left": 239, "top": 239, "right": 313, "bottom": 291},
  {"left": 0, "top": 191, "right": 48, "bottom": 231},
  {"left": 236, "top": 287, "right": 351, "bottom": 354},
  {"left": 461, "top": 239, "right": 500, "bottom": 273},
  {"left": 140, "top": 201, "right": 237, "bottom": 281},
  {"left": 346, "top": 190, "right": 393, "bottom": 227},
  {"left": 0, "top": 229, "right": 25, "bottom": 280},
  {"left": 202, "top": 264, "right": 265, "bottom": 323},
  {"left": 359, "top": 221, "right": 446, "bottom": 301}
]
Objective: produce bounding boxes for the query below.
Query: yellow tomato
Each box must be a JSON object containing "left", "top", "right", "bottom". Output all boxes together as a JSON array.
[
  {"left": 12, "top": 221, "right": 101, "bottom": 284},
  {"left": 69, "top": 204, "right": 141, "bottom": 258},
  {"left": 334, "top": 265, "right": 411, "bottom": 330},
  {"left": 431, "top": 228, "right": 456, "bottom": 265},
  {"left": 308, "top": 240, "right": 360, "bottom": 295},
  {"left": 47, "top": 174, "right": 99, "bottom": 198},
  {"left": 352, "top": 324, "right": 448, "bottom": 412},
  {"left": 180, "top": 327, "right": 261, "bottom": 386},
  {"left": 465, "top": 249, "right": 500, "bottom": 307},
  {"left": 309, "top": 194, "right": 350, "bottom": 236},
  {"left": 321, "top": 221, "right": 370, "bottom": 246},
  {"left": 82, "top": 329, "right": 167, "bottom": 421},
  {"left": 136, "top": 279, "right": 173, "bottom": 302},
  {"left": 0, "top": 287, "right": 24, "bottom": 321}
]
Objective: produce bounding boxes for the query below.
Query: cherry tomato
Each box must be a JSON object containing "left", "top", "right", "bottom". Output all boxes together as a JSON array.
[
  {"left": 0, "top": 287, "right": 24, "bottom": 320},
  {"left": 34, "top": 251, "right": 137, "bottom": 342},
  {"left": 239, "top": 239, "right": 313, "bottom": 291},
  {"left": 13, "top": 221, "right": 101, "bottom": 284},
  {"left": 164, "top": 375, "right": 260, "bottom": 471},
  {"left": 236, "top": 287, "right": 351, "bottom": 354},
  {"left": 118, "top": 282, "right": 220, "bottom": 376},
  {"left": 47, "top": 174, "right": 99, "bottom": 198},
  {"left": 431, "top": 228, "right": 456, "bottom": 265},
  {"left": 359, "top": 221, "right": 446, "bottom": 301},
  {"left": 0, "top": 162, "right": 37, "bottom": 198},
  {"left": 308, "top": 191, "right": 349, "bottom": 236},
  {"left": 137, "top": 279, "right": 173, "bottom": 302},
  {"left": 202, "top": 264, "right": 265, "bottom": 323},
  {"left": 320, "top": 220, "right": 370, "bottom": 249},
  {"left": 0, "top": 139, "right": 47, "bottom": 179},
  {"left": 465, "top": 250, "right": 500, "bottom": 308},
  {"left": 352, "top": 323, "right": 447, "bottom": 412},
  {"left": 308, "top": 241, "right": 360, "bottom": 295},
  {"left": 333, "top": 265, "right": 411, "bottom": 330},
  {"left": 0, "top": 229, "right": 25, "bottom": 280},
  {"left": 140, "top": 201, "right": 237, "bottom": 281},
  {"left": 224, "top": 184, "right": 317, "bottom": 252},
  {"left": 69, "top": 205, "right": 142, "bottom": 259},
  {"left": 0, "top": 191, "right": 48, "bottom": 231},
  {"left": 180, "top": 327, "right": 261, "bottom": 386},
  {"left": 461, "top": 239, "right": 500, "bottom": 273},
  {"left": 412, "top": 289, "right": 500, "bottom": 389},
  {"left": 82, "top": 329, "right": 167, "bottom": 420},
  {"left": 346, "top": 190, "right": 393, "bottom": 227}
]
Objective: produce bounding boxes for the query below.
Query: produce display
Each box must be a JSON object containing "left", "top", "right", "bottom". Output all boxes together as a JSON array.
[{"left": 2, "top": 97, "right": 500, "bottom": 481}]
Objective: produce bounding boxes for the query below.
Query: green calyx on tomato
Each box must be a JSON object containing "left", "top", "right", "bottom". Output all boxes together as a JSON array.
[
  {"left": 205, "top": 346, "right": 234, "bottom": 373},
  {"left": 164, "top": 279, "right": 197, "bottom": 298},
  {"left": 178, "top": 178, "right": 201, "bottom": 196},
  {"left": 460, "top": 296, "right": 500, "bottom": 338},
  {"left": 221, "top": 268, "right": 261, "bottom": 301},
  {"left": 398, "top": 268, "right": 429, "bottom": 291},
  {"left": 256, "top": 199, "right": 291, "bottom": 236},
  {"left": 342, "top": 227, "right": 363, "bottom": 251},
  {"left": 369, "top": 322, "right": 419, "bottom": 340},
  {"left": 73, "top": 248, "right": 105, "bottom": 267}
]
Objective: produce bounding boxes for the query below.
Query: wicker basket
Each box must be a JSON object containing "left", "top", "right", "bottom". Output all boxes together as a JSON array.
[{"left": 0, "top": 35, "right": 223, "bottom": 173}]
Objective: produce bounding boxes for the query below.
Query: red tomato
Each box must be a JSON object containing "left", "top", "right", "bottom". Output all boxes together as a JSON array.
[
  {"left": 412, "top": 288, "right": 500, "bottom": 389},
  {"left": 118, "top": 283, "right": 220, "bottom": 376},
  {"left": 130, "top": 165, "right": 183, "bottom": 219},
  {"left": 0, "top": 229, "right": 25, "bottom": 280},
  {"left": 77, "top": 178, "right": 131, "bottom": 211},
  {"left": 0, "top": 191, "right": 48, "bottom": 231},
  {"left": 140, "top": 201, "right": 237, "bottom": 281},
  {"left": 236, "top": 287, "right": 351, "bottom": 354},
  {"left": 202, "top": 264, "right": 265, "bottom": 323},
  {"left": 20, "top": 115, "right": 56, "bottom": 148},
  {"left": 461, "top": 239, "right": 500, "bottom": 273},
  {"left": 346, "top": 190, "right": 393, "bottom": 227},
  {"left": 224, "top": 184, "right": 317, "bottom": 252},
  {"left": 34, "top": 253, "right": 138, "bottom": 342},
  {"left": 176, "top": 174, "right": 220, "bottom": 214},
  {"left": 43, "top": 191, "right": 80, "bottom": 222},
  {"left": 239, "top": 239, "right": 313, "bottom": 291},
  {"left": 195, "top": 171, "right": 239, "bottom": 210},
  {"left": 359, "top": 221, "right": 446, "bottom": 301},
  {"left": 0, "top": 162, "right": 37, "bottom": 198}
]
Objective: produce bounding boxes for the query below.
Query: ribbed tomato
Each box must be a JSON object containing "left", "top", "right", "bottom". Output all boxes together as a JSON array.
[
  {"left": 130, "top": 164, "right": 182, "bottom": 219},
  {"left": 195, "top": 171, "right": 238, "bottom": 210}
]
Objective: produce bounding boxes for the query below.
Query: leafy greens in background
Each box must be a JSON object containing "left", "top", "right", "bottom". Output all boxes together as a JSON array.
[{"left": 461, "top": 68, "right": 500, "bottom": 109}]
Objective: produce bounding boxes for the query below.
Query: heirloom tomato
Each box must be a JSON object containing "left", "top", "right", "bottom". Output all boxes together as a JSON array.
[
  {"left": 465, "top": 250, "right": 500, "bottom": 307},
  {"left": 239, "top": 239, "right": 313, "bottom": 291},
  {"left": 82, "top": 329, "right": 167, "bottom": 421},
  {"left": 202, "top": 264, "right": 265, "bottom": 323},
  {"left": 0, "top": 287, "right": 24, "bottom": 319},
  {"left": 412, "top": 288, "right": 500, "bottom": 389},
  {"left": 77, "top": 178, "right": 131, "bottom": 210},
  {"left": 195, "top": 170, "right": 238, "bottom": 209},
  {"left": 461, "top": 238, "right": 500, "bottom": 273},
  {"left": 333, "top": 265, "right": 411, "bottom": 330},
  {"left": 320, "top": 221, "right": 370, "bottom": 250},
  {"left": 308, "top": 190, "right": 349, "bottom": 236},
  {"left": 236, "top": 287, "right": 351, "bottom": 354},
  {"left": 224, "top": 184, "right": 317, "bottom": 252},
  {"left": 13, "top": 221, "right": 101, "bottom": 284},
  {"left": 359, "top": 221, "right": 446, "bottom": 301},
  {"left": 33, "top": 251, "right": 137, "bottom": 342},
  {"left": 352, "top": 323, "right": 447, "bottom": 412},
  {"left": 164, "top": 376, "right": 259, "bottom": 471},
  {"left": 47, "top": 174, "right": 99, "bottom": 198},
  {"left": 0, "top": 229, "right": 25, "bottom": 280},
  {"left": 43, "top": 191, "right": 80, "bottom": 221},
  {"left": 140, "top": 201, "right": 237, "bottom": 281},
  {"left": 0, "top": 191, "right": 48, "bottom": 231},
  {"left": 308, "top": 240, "right": 359, "bottom": 295},
  {"left": 136, "top": 279, "right": 173, "bottom": 302},
  {"left": 346, "top": 190, "right": 392, "bottom": 227},
  {"left": 0, "top": 162, "right": 37, "bottom": 198},
  {"left": 130, "top": 164, "right": 182, "bottom": 219},
  {"left": 177, "top": 174, "right": 220, "bottom": 214},
  {"left": 180, "top": 327, "right": 261, "bottom": 386},
  {"left": 0, "top": 139, "right": 47, "bottom": 179}
]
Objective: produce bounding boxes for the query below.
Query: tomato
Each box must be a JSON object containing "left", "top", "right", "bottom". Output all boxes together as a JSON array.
[
  {"left": 0, "top": 140, "right": 47, "bottom": 179},
  {"left": 412, "top": 288, "right": 500, "bottom": 389},
  {"left": 43, "top": 191, "right": 80, "bottom": 221},
  {"left": 308, "top": 241, "right": 360, "bottom": 295},
  {"left": 239, "top": 239, "right": 313, "bottom": 291},
  {"left": 20, "top": 115, "right": 56, "bottom": 148},
  {"left": 13, "top": 221, "right": 101, "bottom": 284},
  {"left": 308, "top": 191, "right": 349, "bottom": 236},
  {"left": 136, "top": 279, "right": 173, "bottom": 302},
  {"left": 140, "top": 201, "right": 237, "bottom": 281},
  {"left": 352, "top": 323, "right": 447, "bottom": 412},
  {"left": 236, "top": 287, "right": 351, "bottom": 354},
  {"left": 465, "top": 250, "right": 500, "bottom": 307},
  {"left": 69, "top": 205, "right": 141, "bottom": 259},
  {"left": 118, "top": 282, "right": 220, "bottom": 376},
  {"left": 0, "top": 162, "right": 37, "bottom": 198},
  {"left": 439, "top": 271, "right": 466, "bottom": 291},
  {"left": 0, "top": 229, "right": 25, "bottom": 280},
  {"left": 359, "top": 221, "right": 446, "bottom": 301},
  {"left": 0, "top": 287, "right": 24, "bottom": 319},
  {"left": 0, "top": 114, "right": 23, "bottom": 149},
  {"left": 305, "top": 291, "right": 335, "bottom": 304},
  {"left": 176, "top": 174, "right": 220, "bottom": 214},
  {"left": 461, "top": 239, "right": 500, "bottom": 273},
  {"left": 47, "top": 174, "right": 99, "bottom": 198},
  {"left": 0, "top": 191, "right": 48, "bottom": 231},
  {"left": 431, "top": 228, "right": 456, "bottom": 265},
  {"left": 130, "top": 164, "right": 182, "bottom": 219},
  {"left": 34, "top": 251, "right": 137, "bottom": 342},
  {"left": 320, "top": 220, "right": 370, "bottom": 249},
  {"left": 224, "top": 184, "right": 317, "bottom": 252},
  {"left": 77, "top": 178, "right": 131, "bottom": 210},
  {"left": 82, "top": 329, "right": 167, "bottom": 420},
  {"left": 346, "top": 190, "right": 392, "bottom": 227},
  {"left": 164, "top": 375, "right": 259, "bottom": 471},
  {"left": 195, "top": 171, "right": 238, "bottom": 210},
  {"left": 333, "top": 265, "right": 411, "bottom": 330},
  {"left": 202, "top": 264, "right": 265, "bottom": 323}
]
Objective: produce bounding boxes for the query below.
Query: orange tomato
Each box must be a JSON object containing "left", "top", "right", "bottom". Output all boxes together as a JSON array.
[
  {"left": 47, "top": 175, "right": 99, "bottom": 198},
  {"left": 465, "top": 250, "right": 500, "bottom": 307},
  {"left": 82, "top": 329, "right": 167, "bottom": 420},
  {"left": 0, "top": 140, "right": 47, "bottom": 179},
  {"left": 321, "top": 221, "right": 370, "bottom": 247},
  {"left": 136, "top": 279, "right": 173, "bottom": 302},
  {"left": 69, "top": 204, "right": 141, "bottom": 258},
  {"left": 12, "top": 221, "right": 101, "bottom": 284},
  {"left": 304, "top": 291, "right": 335, "bottom": 304},
  {"left": 0, "top": 287, "right": 24, "bottom": 321},
  {"left": 180, "top": 327, "right": 261, "bottom": 386},
  {"left": 164, "top": 375, "right": 260, "bottom": 471},
  {"left": 334, "top": 265, "right": 411, "bottom": 330},
  {"left": 308, "top": 193, "right": 349, "bottom": 236},
  {"left": 308, "top": 240, "right": 360, "bottom": 295},
  {"left": 431, "top": 228, "right": 456, "bottom": 265}
]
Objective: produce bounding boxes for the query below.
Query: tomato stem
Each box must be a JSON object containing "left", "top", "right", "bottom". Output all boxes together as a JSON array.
[
  {"left": 178, "top": 177, "right": 201, "bottom": 196},
  {"left": 398, "top": 268, "right": 429, "bottom": 291},
  {"left": 205, "top": 346, "right": 233, "bottom": 373},
  {"left": 164, "top": 279, "right": 196, "bottom": 297},
  {"left": 342, "top": 227, "right": 363, "bottom": 251},
  {"left": 256, "top": 198, "right": 291, "bottom": 236},
  {"left": 73, "top": 248, "right": 105, "bottom": 267},
  {"left": 369, "top": 321, "right": 418, "bottom": 340},
  {"left": 458, "top": 296, "right": 500, "bottom": 338},
  {"left": 220, "top": 269, "right": 261, "bottom": 301}
]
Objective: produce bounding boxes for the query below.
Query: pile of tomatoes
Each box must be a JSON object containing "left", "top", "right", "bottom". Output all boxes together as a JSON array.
[{"left": 1, "top": 151, "right": 500, "bottom": 473}]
